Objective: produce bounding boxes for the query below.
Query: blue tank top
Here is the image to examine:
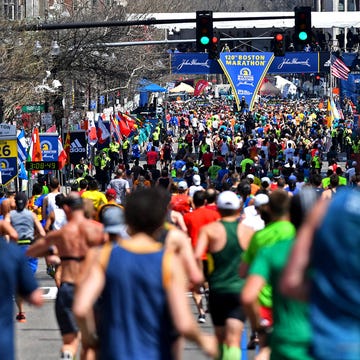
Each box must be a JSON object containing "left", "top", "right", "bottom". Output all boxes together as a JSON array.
[
  {"left": 97, "top": 242, "right": 174, "bottom": 360},
  {"left": 311, "top": 188, "right": 360, "bottom": 359}
]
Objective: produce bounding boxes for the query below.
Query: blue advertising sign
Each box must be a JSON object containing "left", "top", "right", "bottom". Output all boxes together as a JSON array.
[
  {"left": 0, "top": 157, "right": 18, "bottom": 184},
  {"left": 40, "top": 134, "right": 59, "bottom": 162},
  {"left": 340, "top": 73, "right": 360, "bottom": 104},
  {"left": 90, "top": 100, "right": 97, "bottom": 110},
  {"left": 171, "top": 53, "right": 222, "bottom": 74},
  {"left": 218, "top": 52, "right": 274, "bottom": 111},
  {"left": 268, "top": 52, "right": 319, "bottom": 74}
]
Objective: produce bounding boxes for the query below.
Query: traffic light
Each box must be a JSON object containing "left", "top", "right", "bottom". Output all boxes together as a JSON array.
[
  {"left": 208, "top": 34, "right": 220, "bottom": 59},
  {"left": 196, "top": 11, "right": 213, "bottom": 52},
  {"left": 294, "top": 7, "right": 312, "bottom": 44},
  {"left": 315, "top": 74, "right": 321, "bottom": 85},
  {"left": 273, "top": 32, "right": 285, "bottom": 57}
]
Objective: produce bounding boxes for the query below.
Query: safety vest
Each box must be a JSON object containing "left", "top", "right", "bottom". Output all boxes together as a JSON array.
[
  {"left": 122, "top": 140, "right": 130, "bottom": 150},
  {"left": 109, "top": 142, "right": 120, "bottom": 153}
]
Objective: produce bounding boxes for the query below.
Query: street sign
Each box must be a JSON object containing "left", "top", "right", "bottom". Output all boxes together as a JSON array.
[
  {"left": 0, "top": 124, "right": 16, "bottom": 138},
  {"left": 41, "top": 113, "right": 53, "bottom": 127},
  {"left": 0, "top": 138, "right": 18, "bottom": 184},
  {"left": 0, "top": 139, "right": 17, "bottom": 158},
  {"left": 22, "top": 104, "right": 45, "bottom": 113}
]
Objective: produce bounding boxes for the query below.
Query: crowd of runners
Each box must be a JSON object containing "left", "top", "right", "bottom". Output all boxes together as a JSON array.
[{"left": 1, "top": 95, "right": 360, "bottom": 360}]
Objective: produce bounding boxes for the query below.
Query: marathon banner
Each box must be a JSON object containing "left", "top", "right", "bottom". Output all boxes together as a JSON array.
[
  {"left": 218, "top": 52, "right": 274, "bottom": 111},
  {"left": 171, "top": 53, "right": 222, "bottom": 74},
  {"left": 69, "top": 131, "right": 87, "bottom": 164},
  {"left": 340, "top": 72, "right": 360, "bottom": 104},
  {"left": 39, "top": 133, "right": 58, "bottom": 162},
  {"left": 268, "top": 52, "right": 320, "bottom": 74}
]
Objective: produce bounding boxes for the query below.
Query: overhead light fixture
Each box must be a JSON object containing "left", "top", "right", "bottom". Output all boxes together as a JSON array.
[{"left": 50, "top": 40, "right": 60, "bottom": 56}]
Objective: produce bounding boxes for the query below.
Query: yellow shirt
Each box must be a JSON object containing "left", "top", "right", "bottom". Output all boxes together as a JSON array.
[{"left": 81, "top": 190, "right": 108, "bottom": 210}]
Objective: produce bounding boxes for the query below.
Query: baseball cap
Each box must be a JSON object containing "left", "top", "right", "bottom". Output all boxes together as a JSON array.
[
  {"left": 254, "top": 193, "right": 269, "bottom": 208},
  {"left": 261, "top": 177, "right": 271, "bottom": 185},
  {"left": 216, "top": 191, "right": 241, "bottom": 210},
  {"left": 178, "top": 181, "right": 188, "bottom": 190},
  {"left": 289, "top": 174, "right": 297, "bottom": 182},
  {"left": 105, "top": 188, "right": 117, "bottom": 198},
  {"left": 15, "top": 191, "right": 27, "bottom": 206},
  {"left": 102, "top": 206, "right": 125, "bottom": 235},
  {"left": 246, "top": 174, "right": 255, "bottom": 180},
  {"left": 193, "top": 174, "right": 201, "bottom": 186}
]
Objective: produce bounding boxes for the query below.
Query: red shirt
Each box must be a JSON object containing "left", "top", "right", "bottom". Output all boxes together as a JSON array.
[
  {"left": 146, "top": 150, "right": 158, "bottom": 165},
  {"left": 202, "top": 152, "right": 213, "bottom": 167},
  {"left": 184, "top": 206, "right": 221, "bottom": 259}
]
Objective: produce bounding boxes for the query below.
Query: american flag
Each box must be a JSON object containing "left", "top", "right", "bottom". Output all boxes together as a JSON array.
[{"left": 331, "top": 54, "right": 350, "bottom": 80}]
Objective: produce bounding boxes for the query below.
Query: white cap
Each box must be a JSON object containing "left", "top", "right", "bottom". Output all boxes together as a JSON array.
[
  {"left": 254, "top": 193, "right": 269, "bottom": 208},
  {"left": 178, "top": 181, "right": 188, "bottom": 190},
  {"left": 246, "top": 174, "right": 255, "bottom": 180},
  {"left": 193, "top": 174, "right": 201, "bottom": 186},
  {"left": 261, "top": 177, "right": 271, "bottom": 185},
  {"left": 216, "top": 191, "right": 242, "bottom": 210}
]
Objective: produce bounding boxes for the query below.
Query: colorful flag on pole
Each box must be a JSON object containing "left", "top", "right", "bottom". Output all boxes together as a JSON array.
[
  {"left": 331, "top": 54, "right": 350, "bottom": 80},
  {"left": 46, "top": 124, "right": 57, "bottom": 133},
  {"left": 110, "top": 114, "right": 122, "bottom": 142},
  {"left": 29, "top": 128, "right": 42, "bottom": 162},
  {"left": 326, "top": 99, "right": 334, "bottom": 128},
  {"left": 97, "top": 115, "right": 110, "bottom": 144},
  {"left": 194, "top": 79, "right": 209, "bottom": 96},
  {"left": 63, "top": 130, "right": 71, "bottom": 165},
  {"left": 17, "top": 129, "right": 28, "bottom": 162},
  {"left": 117, "top": 112, "right": 132, "bottom": 137},
  {"left": 88, "top": 117, "right": 98, "bottom": 146},
  {"left": 57, "top": 136, "right": 68, "bottom": 170}
]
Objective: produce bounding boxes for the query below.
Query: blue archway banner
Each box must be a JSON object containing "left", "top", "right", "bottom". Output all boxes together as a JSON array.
[{"left": 218, "top": 52, "right": 274, "bottom": 111}]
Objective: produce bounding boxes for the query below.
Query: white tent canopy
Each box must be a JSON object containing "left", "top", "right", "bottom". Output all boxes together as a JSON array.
[{"left": 169, "top": 82, "right": 194, "bottom": 93}]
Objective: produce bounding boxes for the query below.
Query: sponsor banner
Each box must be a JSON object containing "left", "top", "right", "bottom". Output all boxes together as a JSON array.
[
  {"left": 0, "top": 157, "right": 18, "bottom": 184},
  {"left": 319, "top": 51, "right": 331, "bottom": 73},
  {"left": 69, "top": 131, "right": 87, "bottom": 164},
  {"left": 268, "top": 52, "right": 319, "bottom": 74},
  {"left": 171, "top": 53, "right": 222, "bottom": 74},
  {"left": 40, "top": 134, "right": 58, "bottom": 162},
  {"left": 340, "top": 72, "right": 360, "bottom": 104},
  {"left": 0, "top": 124, "right": 16, "bottom": 138},
  {"left": 218, "top": 52, "right": 274, "bottom": 111}
]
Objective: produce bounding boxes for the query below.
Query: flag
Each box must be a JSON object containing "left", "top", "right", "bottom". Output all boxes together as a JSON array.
[
  {"left": 97, "top": 115, "right": 110, "bottom": 144},
  {"left": 29, "top": 128, "right": 42, "bottom": 162},
  {"left": 117, "top": 112, "right": 131, "bottom": 137},
  {"left": 110, "top": 114, "right": 122, "bottom": 142},
  {"left": 18, "top": 161, "right": 28, "bottom": 180},
  {"left": 17, "top": 129, "right": 28, "bottom": 163},
  {"left": 326, "top": 99, "right": 334, "bottom": 128},
  {"left": 46, "top": 124, "right": 57, "bottom": 133},
  {"left": 88, "top": 117, "right": 98, "bottom": 146},
  {"left": 194, "top": 79, "right": 209, "bottom": 96},
  {"left": 57, "top": 136, "right": 67, "bottom": 170},
  {"left": 331, "top": 54, "right": 350, "bottom": 80},
  {"left": 331, "top": 99, "right": 340, "bottom": 122},
  {"left": 63, "top": 130, "right": 71, "bottom": 165}
]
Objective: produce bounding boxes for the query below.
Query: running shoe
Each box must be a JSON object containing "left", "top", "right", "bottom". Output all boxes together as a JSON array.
[
  {"left": 197, "top": 314, "right": 206, "bottom": 324},
  {"left": 16, "top": 312, "right": 26, "bottom": 323}
]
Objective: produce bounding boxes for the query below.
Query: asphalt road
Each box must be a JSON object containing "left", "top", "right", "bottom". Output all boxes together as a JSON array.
[{"left": 15, "top": 259, "right": 256, "bottom": 360}]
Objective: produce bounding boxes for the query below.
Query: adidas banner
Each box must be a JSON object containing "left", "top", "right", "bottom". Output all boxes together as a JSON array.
[{"left": 70, "top": 131, "right": 87, "bottom": 164}]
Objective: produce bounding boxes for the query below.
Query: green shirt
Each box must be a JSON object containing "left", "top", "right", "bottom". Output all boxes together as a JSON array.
[
  {"left": 207, "top": 220, "right": 244, "bottom": 293},
  {"left": 250, "top": 240, "right": 313, "bottom": 360},
  {"left": 243, "top": 221, "right": 296, "bottom": 307},
  {"left": 207, "top": 165, "right": 221, "bottom": 181},
  {"left": 240, "top": 158, "right": 254, "bottom": 173}
]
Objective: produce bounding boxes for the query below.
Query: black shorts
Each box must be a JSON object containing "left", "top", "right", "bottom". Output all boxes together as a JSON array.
[
  {"left": 55, "top": 282, "right": 79, "bottom": 335},
  {"left": 209, "top": 292, "right": 246, "bottom": 326}
]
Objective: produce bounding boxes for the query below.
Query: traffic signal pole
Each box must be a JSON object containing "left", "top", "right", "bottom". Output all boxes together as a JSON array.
[{"left": 20, "top": 15, "right": 294, "bottom": 32}]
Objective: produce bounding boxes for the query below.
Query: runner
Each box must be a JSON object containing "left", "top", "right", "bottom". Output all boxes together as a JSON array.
[
  {"left": 27, "top": 193, "right": 104, "bottom": 360},
  {"left": 195, "top": 190, "right": 246, "bottom": 360},
  {"left": 73, "top": 187, "right": 218, "bottom": 359}
]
